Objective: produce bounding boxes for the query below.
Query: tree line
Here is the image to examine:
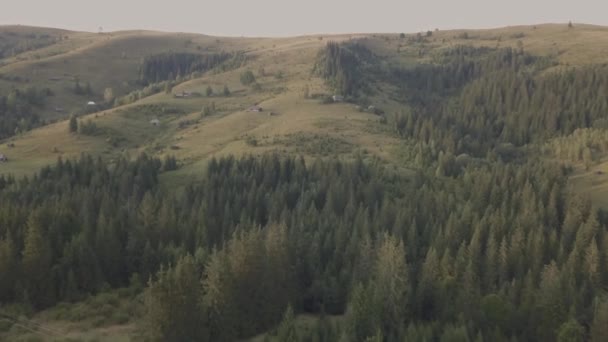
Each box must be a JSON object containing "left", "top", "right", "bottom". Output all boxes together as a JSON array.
[
  {"left": 139, "top": 52, "right": 233, "bottom": 84},
  {"left": 314, "top": 42, "right": 377, "bottom": 97},
  {"left": 0, "top": 86, "right": 51, "bottom": 139}
]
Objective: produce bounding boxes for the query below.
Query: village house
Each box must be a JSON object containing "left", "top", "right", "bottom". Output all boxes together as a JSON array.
[
  {"left": 0, "top": 154, "right": 7, "bottom": 162},
  {"left": 332, "top": 95, "right": 344, "bottom": 102},
  {"left": 247, "top": 105, "right": 263, "bottom": 112},
  {"left": 150, "top": 118, "right": 160, "bottom": 126},
  {"left": 174, "top": 91, "right": 193, "bottom": 98}
]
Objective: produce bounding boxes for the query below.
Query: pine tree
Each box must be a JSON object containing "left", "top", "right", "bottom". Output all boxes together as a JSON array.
[
  {"left": 363, "top": 330, "right": 383, "bottom": 342},
  {"left": 74, "top": 78, "right": 82, "bottom": 94},
  {"left": 103, "top": 87, "right": 114, "bottom": 103},
  {"left": 145, "top": 255, "right": 204, "bottom": 341},
  {"left": 557, "top": 319, "right": 585, "bottom": 342},
  {"left": 84, "top": 82, "right": 92, "bottom": 95},
  {"left": 69, "top": 115, "right": 78, "bottom": 133},
  {"left": 537, "top": 262, "right": 566, "bottom": 341},
  {"left": 591, "top": 298, "right": 608, "bottom": 342},
  {"left": 418, "top": 247, "right": 440, "bottom": 320},
  {"left": 345, "top": 283, "right": 378, "bottom": 341},
  {"left": 0, "top": 236, "right": 17, "bottom": 301},
  {"left": 277, "top": 305, "right": 298, "bottom": 342},
  {"left": 203, "top": 250, "right": 236, "bottom": 342},
  {"left": 22, "top": 211, "right": 53, "bottom": 307},
  {"left": 372, "top": 234, "right": 408, "bottom": 339},
  {"left": 264, "top": 224, "right": 295, "bottom": 324},
  {"left": 240, "top": 70, "right": 256, "bottom": 86}
]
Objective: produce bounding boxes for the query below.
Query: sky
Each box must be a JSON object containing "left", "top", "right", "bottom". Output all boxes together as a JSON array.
[{"left": 1, "top": 0, "right": 607, "bottom": 37}]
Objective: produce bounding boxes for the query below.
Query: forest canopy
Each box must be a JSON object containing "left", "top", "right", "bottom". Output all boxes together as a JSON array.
[{"left": 0, "top": 152, "right": 607, "bottom": 341}]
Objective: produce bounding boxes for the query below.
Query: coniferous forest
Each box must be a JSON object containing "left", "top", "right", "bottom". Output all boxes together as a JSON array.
[
  {"left": 139, "top": 52, "right": 233, "bottom": 84},
  {"left": 1, "top": 37, "right": 608, "bottom": 342},
  {"left": 0, "top": 151, "right": 607, "bottom": 341}
]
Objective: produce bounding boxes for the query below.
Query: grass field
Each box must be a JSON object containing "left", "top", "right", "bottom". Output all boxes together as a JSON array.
[
  {"left": 0, "top": 288, "right": 142, "bottom": 341},
  {"left": 569, "top": 160, "right": 608, "bottom": 209}
]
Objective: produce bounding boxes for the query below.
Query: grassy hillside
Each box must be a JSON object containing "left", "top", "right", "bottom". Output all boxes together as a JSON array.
[
  {"left": 3, "top": 23, "right": 608, "bottom": 197},
  {"left": 0, "top": 24, "right": 608, "bottom": 164},
  {"left": 0, "top": 27, "right": 366, "bottom": 179}
]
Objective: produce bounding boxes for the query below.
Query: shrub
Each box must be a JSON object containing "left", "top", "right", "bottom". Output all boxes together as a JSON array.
[
  {"left": 245, "top": 136, "right": 258, "bottom": 146},
  {"left": 320, "top": 96, "right": 333, "bottom": 104},
  {"left": 79, "top": 120, "right": 99, "bottom": 136},
  {"left": 240, "top": 70, "right": 256, "bottom": 85},
  {"left": 68, "top": 115, "right": 78, "bottom": 133},
  {"left": 0, "top": 319, "right": 12, "bottom": 332},
  {"left": 458, "top": 32, "right": 469, "bottom": 39},
  {"left": 111, "top": 311, "right": 131, "bottom": 325},
  {"left": 163, "top": 155, "right": 178, "bottom": 171}
]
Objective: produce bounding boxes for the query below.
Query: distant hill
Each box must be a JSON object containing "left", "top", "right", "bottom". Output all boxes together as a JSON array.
[{"left": 2, "top": 22, "right": 608, "bottom": 193}]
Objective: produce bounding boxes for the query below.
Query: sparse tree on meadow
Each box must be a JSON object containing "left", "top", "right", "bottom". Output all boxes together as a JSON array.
[
  {"left": 240, "top": 70, "right": 256, "bottom": 86},
  {"left": 69, "top": 115, "right": 78, "bottom": 133},
  {"left": 103, "top": 87, "right": 114, "bottom": 103}
]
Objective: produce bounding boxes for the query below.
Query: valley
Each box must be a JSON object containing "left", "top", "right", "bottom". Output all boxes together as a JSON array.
[{"left": 2, "top": 22, "right": 608, "bottom": 341}]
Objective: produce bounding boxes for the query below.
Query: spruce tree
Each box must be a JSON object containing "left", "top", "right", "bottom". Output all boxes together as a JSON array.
[
  {"left": 69, "top": 115, "right": 78, "bottom": 133},
  {"left": 22, "top": 211, "right": 53, "bottom": 307},
  {"left": 277, "top": 305, "right": 298, "bottom": 342}
]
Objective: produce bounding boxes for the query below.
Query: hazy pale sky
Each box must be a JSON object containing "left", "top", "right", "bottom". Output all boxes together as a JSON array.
[{"left": 2, "top": 0, "right": 607, "bottom": 36}]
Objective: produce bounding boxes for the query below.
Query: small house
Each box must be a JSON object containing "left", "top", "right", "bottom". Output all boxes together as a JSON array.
[
  {"left": 150, "top": 119, "right": 160, "bottom": 126},
  {"left": 87, "top": 101, "right": 96, "bottom": 106},
  {"left": 174, "top": 91, "right": 192, "bottom": 98},
  {"left": 0, "top": 154, "right": 7, "bottom": 162},
  {"left": 248, "top": 105, "right": 263, "bottom": 112},
  {"left": 332, "top": 95, "right": 344, "bottom": 102}
]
